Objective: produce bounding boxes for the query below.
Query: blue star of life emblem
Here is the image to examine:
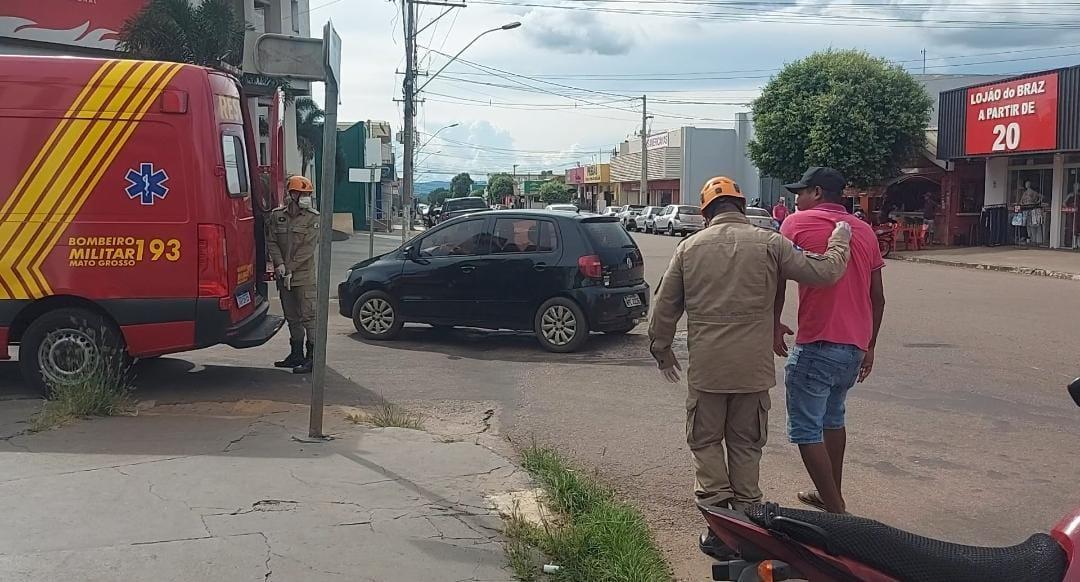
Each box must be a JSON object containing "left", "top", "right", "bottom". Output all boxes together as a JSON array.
[{"left": 125, "top": 163, "right": 170, "bottom": 206}]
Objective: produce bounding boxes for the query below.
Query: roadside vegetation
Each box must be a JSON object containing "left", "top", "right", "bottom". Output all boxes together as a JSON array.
[
  {"left": 505, "top": 445, "right": 671, "bottom": 582},
  {"left": 31, "top": 354, "right": 136, "bottom": 432},
  {"left": 345, "top": 403, "right": 424, "bottom": 430}
]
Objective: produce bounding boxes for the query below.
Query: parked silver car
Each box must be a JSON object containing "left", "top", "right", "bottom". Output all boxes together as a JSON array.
[
  {"left": 654, "top": 204, "right": 704, "bottom": 236},
  {"left": 633, "top": 206, "right": 663, "bottom": 233},
  {"left": 618, "top": 205, "right": 647, "bottom": 230},
  {"left": 746, "top": 207, "right": 780, "bottom": 230}
]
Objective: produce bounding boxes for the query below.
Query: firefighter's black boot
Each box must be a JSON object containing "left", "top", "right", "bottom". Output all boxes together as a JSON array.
[
  {"left": 275, "top": 340, "right": 304, "bottom": 368},
  {"left": 292, "top": 342, "right": 314, "bottom": 374}
]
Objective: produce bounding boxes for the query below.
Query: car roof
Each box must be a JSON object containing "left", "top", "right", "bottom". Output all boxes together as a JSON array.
[{"left": 464, "top": 209, "right": 618, "bottom": 223}]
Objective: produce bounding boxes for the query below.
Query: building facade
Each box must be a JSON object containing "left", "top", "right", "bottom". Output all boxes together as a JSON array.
[
  {"left": 1, "top": 0, "right": 311, "bottom": 177},
  {"left": 581, "top": 163, "right": 613, "bottom": 211},
  {"left": 609, "top": 118, "right": 763, "bottom": 208},
  {"left": 938, "top": 66, "right": 1080, "bottom": 250}
]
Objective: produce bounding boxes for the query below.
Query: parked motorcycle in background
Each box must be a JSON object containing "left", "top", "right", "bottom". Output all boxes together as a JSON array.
[{"left": 699, "top": 378, "right": 1080, "bottom": 582}]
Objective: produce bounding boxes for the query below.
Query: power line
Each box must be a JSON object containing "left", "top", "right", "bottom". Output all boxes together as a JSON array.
[{"left": 469, "top": 0, "right": 1080, "bottom": 29}]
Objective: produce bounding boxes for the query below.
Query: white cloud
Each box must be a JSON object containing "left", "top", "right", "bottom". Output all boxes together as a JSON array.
[{"left": 307, "top": 0, "right": 1080, "bottom": 182}]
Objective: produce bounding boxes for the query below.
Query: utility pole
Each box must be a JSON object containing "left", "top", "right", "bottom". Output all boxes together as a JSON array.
[
  {"left": 921, "top": 49, "right": 927, "bottom": 75},
  {"left": 400, "top": 5, "right": 516, "bottom": 238},
  {"left": 640, "top": 95, "right": 648, "bottom": 206},
  {"left": 401, "top": 0, "right": 417, "bottom": 246}
]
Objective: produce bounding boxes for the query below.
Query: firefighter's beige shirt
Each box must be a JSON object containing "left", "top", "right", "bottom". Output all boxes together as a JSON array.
[
  {"left": 648, "top": 211, "right": 851, "bottom": 393},
  {"left": 266, "top": 205, "right": 321, "bottom": 286}
]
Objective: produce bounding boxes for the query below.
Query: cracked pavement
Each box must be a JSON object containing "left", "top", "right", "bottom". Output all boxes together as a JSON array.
[{"left": 0, "top": 402, "right": 526, "bottom": 581}]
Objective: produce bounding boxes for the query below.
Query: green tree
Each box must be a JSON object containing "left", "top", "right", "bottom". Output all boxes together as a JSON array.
[
  {"left": 118, "top": 0, "right": 244, "bottom": 68},
  {"left": 429, "top": 187, "right": 451, "bottom": 206},
  {"left": 470, "top": 188, "right": 486, "bottom": 198},
  {"left": 487, "top": 173, "right": 515, "bottom": 203},
  {"left": 117, "top": 0, "right": 292, "bottom": 100},
  {"left": 450, "top": 173, "right": 474, "bottom": 196},
  {"left": 294, "top": 97, "right": 324, "bottom": 176},
  {"left": 538, "top": 180, "right": 572, "bottom": 204},
  {"left": 747, "top": 49, "right": 932, "bottom": 187}
]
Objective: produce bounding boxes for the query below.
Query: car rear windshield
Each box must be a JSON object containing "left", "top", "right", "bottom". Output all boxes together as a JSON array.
[
  {"left": 446, "top": 198, "right": 487, "bottom": 211},
  {"left": 582, "top": 221, "right": 634, "bottom": 249},
  {"left": 677, "top": 206, "right": 700, "bottom": 215},
  {"left": 629, "top": 205, "right": 646, "bottom": 210},
  {"left": 747, "top": 208, "right": 771, "bottom": 217}
]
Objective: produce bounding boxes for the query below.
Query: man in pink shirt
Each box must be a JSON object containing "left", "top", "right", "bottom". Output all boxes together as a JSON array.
[
  {"left": 772, "top": 198, "right": 790, "bottom": 224},
  {"left": 775, "top": 167, "right": 886, "bottom": 514}
]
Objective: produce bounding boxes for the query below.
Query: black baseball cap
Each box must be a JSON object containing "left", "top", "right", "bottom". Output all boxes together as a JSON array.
[{"left": 784, "top": 167, "right": 846, "bottom": 194}]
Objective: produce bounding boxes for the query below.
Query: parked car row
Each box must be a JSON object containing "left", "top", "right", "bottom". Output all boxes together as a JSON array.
[
  {"left": 338, "top": 210, "right": 649, "bottom": 353},
  {"left": 624, "top": 204, "right": 706, "bottom": 236},
  {"left": 624, "top": 204, "right": 780, "bottom": 236}
]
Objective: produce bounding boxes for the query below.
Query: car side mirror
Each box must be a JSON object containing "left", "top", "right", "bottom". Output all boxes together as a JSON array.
[{"left": 1069, "top": 378, "right": 1080, "bottom": 407}]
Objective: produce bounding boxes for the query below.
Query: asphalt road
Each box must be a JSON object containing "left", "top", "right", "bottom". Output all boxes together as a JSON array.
[
  {"left": 2, "top": 228, "right": 1077, "bottom": 581},
  {"left": 316, "top": 229, "right": 1080, "bottom": 580}
]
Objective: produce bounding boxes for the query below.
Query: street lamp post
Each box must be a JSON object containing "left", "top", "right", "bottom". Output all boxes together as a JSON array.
[
  {"left": 401, "top": 21, "right": 521, "bottom": 244},
  {"left": 417, "top": 122, "right": 458, "bottom": 156}
]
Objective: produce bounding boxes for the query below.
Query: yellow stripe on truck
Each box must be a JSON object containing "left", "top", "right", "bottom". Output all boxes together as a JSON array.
[
  {"left": 0, "top": 60, "right": 183, "bottom": 299},
  {"left": 29, "top": 62, "right": 183, "bottom": 295}
]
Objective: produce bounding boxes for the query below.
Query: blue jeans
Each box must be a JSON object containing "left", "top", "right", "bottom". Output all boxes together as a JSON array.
[{"left": 785, "top": 341, "right": 865, "bottom": 445}]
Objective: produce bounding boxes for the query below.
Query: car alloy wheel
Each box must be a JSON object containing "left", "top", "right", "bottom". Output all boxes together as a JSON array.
[
  {"left": 667, "top": 223, "right": 674, "bottom": 236},
  {"left": 359, "top": 298, "right": 395, "bottom": 335},
  {"left": 541, "top": 304, "right": 578, "bottom": 347}
]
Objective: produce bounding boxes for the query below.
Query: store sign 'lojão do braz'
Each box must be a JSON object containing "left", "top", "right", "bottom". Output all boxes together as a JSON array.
[{"left": 964, "top": 72, "right": 1059, "bottom": 156}]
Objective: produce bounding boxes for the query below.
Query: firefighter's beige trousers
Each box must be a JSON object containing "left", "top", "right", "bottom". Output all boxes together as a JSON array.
[{"left": 686, "top": 389, "right": 771, "bottom": 509}]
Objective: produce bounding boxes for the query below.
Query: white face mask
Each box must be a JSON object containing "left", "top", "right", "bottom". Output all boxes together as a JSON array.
[{"left": 297, "top": 195, "right": 313, "bottom": 210}]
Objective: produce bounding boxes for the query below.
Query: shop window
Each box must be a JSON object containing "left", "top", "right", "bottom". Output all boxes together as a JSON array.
[
  {"left": 1009, "top": 155, "right": 1054, "bottom": 167},
  {"left": 1066, "top": 154, "right": 1080, "bottom": 165},
  {"left": 958, "top": 182, "right": 984, "bottom": 214},
  {"left": 1064, "top": 168, "right": 1079, "bottom": 249}
]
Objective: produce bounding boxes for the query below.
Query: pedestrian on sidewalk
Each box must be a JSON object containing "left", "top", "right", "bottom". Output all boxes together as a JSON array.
[
  {"left": 266, "top": 175, "right": 322, "bottom": 374},
  {"left": 772, "top": 197, "right": 790, "bottom": 225},
  {"left": 648, "top": 175, "right": 852, "bottom": 556},
  {"left": 776, "top": 167, "right": 886, "bottom": 514}
]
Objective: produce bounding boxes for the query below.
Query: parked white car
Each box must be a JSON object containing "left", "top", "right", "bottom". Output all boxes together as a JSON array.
[
  {"left": 633, "top": 206, "right": 663, "bottom": 233},
  {"left": 746, "top": 207, "right": 780, "bottom": 231},
  {"left": 654, "top": 204, "right": 705, "bottom": 236},
  {"left": 618, "top": 205, "right": 647, "bottom": 230},
  {"left": 545, "top": 203, "right": 579, "bottom": 212}
]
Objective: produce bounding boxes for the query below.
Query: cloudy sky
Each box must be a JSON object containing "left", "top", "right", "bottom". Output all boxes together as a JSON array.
[{"left": 309, "top": 0, "right": 1080, "bottom": 182}]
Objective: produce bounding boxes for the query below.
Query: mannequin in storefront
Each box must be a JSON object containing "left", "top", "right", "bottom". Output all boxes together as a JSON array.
[{"left": 1020, "top": 181, "right": 1045, "bottom": 245}]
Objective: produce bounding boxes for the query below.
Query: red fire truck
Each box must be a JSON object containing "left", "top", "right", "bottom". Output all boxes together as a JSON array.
[{"left": 0, "top": 55, "right": 284, "bottom": 394}]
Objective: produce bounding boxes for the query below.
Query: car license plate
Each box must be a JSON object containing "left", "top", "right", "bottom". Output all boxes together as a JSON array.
[
  {"left": 236, "top": 290, "right": 252, "bottom": 308},
  {"left": 624, "top": 294, "right": 642, "bottom": 308}
]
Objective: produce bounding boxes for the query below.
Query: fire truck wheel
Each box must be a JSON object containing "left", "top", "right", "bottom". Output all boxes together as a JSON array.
[
  {"left": 352, "top": 291, "right": 404, "bottom": 341},
  {"left": 20, "top": 308, "right": 128, "bottom": 398}
]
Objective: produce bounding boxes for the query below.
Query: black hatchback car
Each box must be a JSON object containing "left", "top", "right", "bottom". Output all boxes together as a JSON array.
[{"left": 338, "top": 210, "right": 649, "bottom": 352}]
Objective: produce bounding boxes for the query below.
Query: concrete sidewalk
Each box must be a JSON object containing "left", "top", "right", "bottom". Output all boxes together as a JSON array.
[
  {"left": 0, "top": 401, "right": 525, "bottom": 581},
  {"left": 891, "top": 247, "right": 1080, "bottom": 280}
]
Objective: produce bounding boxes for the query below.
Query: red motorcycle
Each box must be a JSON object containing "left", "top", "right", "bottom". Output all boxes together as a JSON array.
[
  {"left": 699, "top": 379, "right": 1080, "bottom": 582},
  {"left": 875, "top": 223, "right": 896, "bottom": 258}
]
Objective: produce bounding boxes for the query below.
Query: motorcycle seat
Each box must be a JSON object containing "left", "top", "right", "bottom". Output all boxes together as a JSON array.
[{"left": 747, "top": 503, "right": 1066, "bottom": 582}]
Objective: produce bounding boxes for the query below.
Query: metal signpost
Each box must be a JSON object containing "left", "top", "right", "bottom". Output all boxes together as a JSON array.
[
  {"left": 348, "top": 167, "right": 380, "bottom": 259},
  {"left": 253, "top": 22, "right": 341, "bottom": 438}
]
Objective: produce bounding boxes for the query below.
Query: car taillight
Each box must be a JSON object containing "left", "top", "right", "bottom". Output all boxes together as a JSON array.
[
  {"left": 578, "top": 255, "right": 602, "bottom": 279},
  {"left": 198, "top": 224, "right": 230, "bottom": 306}
]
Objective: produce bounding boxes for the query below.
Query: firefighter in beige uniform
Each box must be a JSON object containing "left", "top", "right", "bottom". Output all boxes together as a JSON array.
[
  {"left": 267, "top": 175, "right": 321, "bottom": 374},
  {"left": 648, "top": 176, "right": 852, "bottom": 554}
]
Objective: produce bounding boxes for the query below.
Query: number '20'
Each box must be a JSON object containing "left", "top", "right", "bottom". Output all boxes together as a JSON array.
[{"left": 992, "top": 123, "right": 1021, "bottom": 151}]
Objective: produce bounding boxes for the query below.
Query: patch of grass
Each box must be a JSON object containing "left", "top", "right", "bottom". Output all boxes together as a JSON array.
[
  {"left": 30, "top": 357, "right": 135, "bottom": 432},
  {"left": 505, "top": 445, "right": 672, "bottom": 582},
  {"left": 345, "top": 404, "right": 424, "bottom": 430}
]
